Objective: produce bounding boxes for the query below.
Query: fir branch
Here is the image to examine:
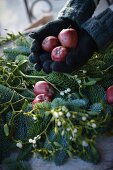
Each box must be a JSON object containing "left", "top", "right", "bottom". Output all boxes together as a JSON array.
[{"left": 0, "top": 32, "right": 17, "bottom": 46}]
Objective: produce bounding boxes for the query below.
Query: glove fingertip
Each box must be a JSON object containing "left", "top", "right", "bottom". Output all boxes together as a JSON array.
[
  {"left": 35, "top": 63, "right": 43, "bottom": 71},
  {"left": 29, "top": 32, "right": 38, "bottom": 39},
  {"left": 29, "top": 53, "right": 40, "bottom": 64},
  {"left": 66, "top": 50, "right": 76, "bottom": 65},
  {"left": 31, "top": 40, "right": 42, "bottom": 53},
  {"left": 39, "top": 52, "right": 51, "bottom": 64},
  {"left": 51, "top": 61, "right": 75, "bottom": 73},
  {"left": 51, "top": 62, "right": 65, "bottom": 73},
  {"left": 43, "top": 60, "right": 52, "bottom": 74}
]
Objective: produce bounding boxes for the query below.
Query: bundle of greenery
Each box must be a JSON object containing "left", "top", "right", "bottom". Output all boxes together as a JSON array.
[{"left": 0, "top": 33, "right": 113, "bottom": 170}]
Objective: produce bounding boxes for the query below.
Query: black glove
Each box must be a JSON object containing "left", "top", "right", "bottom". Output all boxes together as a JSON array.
[{"left": 51, "top": 29, "right": 98, "bottom": 73}]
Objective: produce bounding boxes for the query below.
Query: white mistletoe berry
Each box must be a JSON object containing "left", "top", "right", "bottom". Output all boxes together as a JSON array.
[
  {"left": 69, "top": 136, "right": 73, "bottom": 140},
  {"left": 72, "top": 115, "right": 76, "bottom": 118},
  {"left": 33, "top": 116, "right": 37, "bottom": 120},
  {"left": 60, "top": 91, "right": 64, "bottom": 96},
  {"left": 77, "top": 80, "right": 82, "bottom": 84},
  {"left": 64, "top": 90, "right": 68, "bottom": 93},
  {"left": 29, "top": 139, "right": 33, "bottom": 143},
  {"left": 82, "top": 116, "right": 87, "bottom": 121},
  {"left": 83, "top": 70, "right": 87, "bottom": 74},
  {"left": 67, "top": 88, "right": 71, "bottom": 92},
  {"left": 32, "top": 140, "right": 36, "bottom": 144},
  {"left": 67, "top": 128, "right": 71, "bottom": 131},
  {"left": 73, "top": 128, "right": 77, "bottom": 133},
  {"left": 92, "top": 123, "right": 97, "bottom": 128},
  {"left": 16, "top": 142, "right": 23, "bottom": 149},
  {"left": 57, "top": 121, "right": 62, "bottom": 126},
  {"left": 58, "top": 112, "right": 63, "bottom": 116},
  {"left": 82, "top": 140, "right": 88, "bottom": 147},
  {"left": 53, "top": 112, "right": 59, "bottom": 118},
  {"left": 66, "top": 112, "right": 71, "bottom": 118}
]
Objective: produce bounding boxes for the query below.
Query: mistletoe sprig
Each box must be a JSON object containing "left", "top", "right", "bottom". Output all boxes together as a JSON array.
[{"left": 12, "top": 94, "right": 111, "bottom": 165}]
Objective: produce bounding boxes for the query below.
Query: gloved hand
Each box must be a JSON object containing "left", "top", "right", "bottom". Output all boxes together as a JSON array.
[
  {"left": 51, "top": 29, "right": 98, "bottom": 73},
  {"left": 29, "top": 18, "right": 79, "bottom": 73},
  {"left": 29, "top": 0, "right": 96, "bottom": 74},
  {"left": 29, "top": 22, "right": 98, "bottom": 73}
]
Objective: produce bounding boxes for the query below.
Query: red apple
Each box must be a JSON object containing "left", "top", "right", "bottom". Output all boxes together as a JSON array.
[
  {"left": 34, "top": 81, "right": 54, "bottom": 97},
  {"left": 42, "top": 36, "right": 59, "bottom": 52},
  {"left": 58, "top": 28, "right": 78, "bottom": 48},
  {"left": 32, "top": 94, "right": 51, "bottom": 108},
  {"left": 106, "top": 85, "right": 113, "bottom": 104},
  {"left": 51, "top": 46, "right": 68, "bottom": 61}
]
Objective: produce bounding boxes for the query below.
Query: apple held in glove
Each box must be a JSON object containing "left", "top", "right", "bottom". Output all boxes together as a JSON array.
[
  {"left": 51, "top": 46, "right": 68, "bottom": 61},
  {"left": 34, "top": 81, "right": 54, "bottom": 97},
  {"left": 106, "top": 85, "right": 113, "bottom": 104},
  {"left": 58, "top": 28, "right": 78, "bottom": 48},
  {"left": 42, "top": 36, "right": 59, "bottom": 52},
  {"left": 39, "top": 27, "right": 78, "bottom": 72}
]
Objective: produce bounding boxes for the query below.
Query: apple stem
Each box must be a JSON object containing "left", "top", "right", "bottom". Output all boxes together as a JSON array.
[{"left": 68, "top": 25, "right": 72, "bottom": 29}]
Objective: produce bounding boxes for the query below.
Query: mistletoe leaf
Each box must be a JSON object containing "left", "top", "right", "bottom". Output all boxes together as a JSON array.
[
  {"left": 22, "top": 100, "right": 29, "bottom": 110},
  {"left": 4, "top": 124, "right": 9, "bottom": 136}
]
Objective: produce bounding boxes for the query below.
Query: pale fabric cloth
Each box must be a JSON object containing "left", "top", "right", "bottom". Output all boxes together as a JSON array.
[
  {"left": 110, "top": 4, "right": 113, "bottom": 11},
  {"left": 93, "top": 0, "right": 109, "bottom": 16},
  {"left": 93, "top": 0, "right": 113, "bottom": 16},
  {"left": 29, "top": 136, "right": 113, "bottom": 170}
]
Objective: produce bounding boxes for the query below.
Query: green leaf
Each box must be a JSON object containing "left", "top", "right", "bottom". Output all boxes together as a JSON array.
[
  {"left": 18, "top": 59, "right": 28, "bottom": 67},
  {"left": 84, "top": 80, "right": 97, "bottom": 86},
  {"left": 22, "top": 99, "right": 29, "bottom": 110},
  {"left": 67, "top": 150, "right": 73, "bottom": 158},
  {"left": 15, "top": 55, "right": 27, "bottom": 63},
  {"left": 61, "top": 130, "right": 65, "bottom": 136},
  {"left": 54, "top": 127, "right": 58, "bottom": 134},
  {"left": 88, "top": 77, "right": 101, "bottom": 82},
  {"left": 6, "top": 63, "right": 17, "bottom": 69},
  {"left": 87, "top": 111, "right": 100, "bottom": 116},
  {"left": 53, "top": 142, "right": 61, "bottom": 147},
  {"left": 4, "top": 124, "right": 9, "bottom": 136}
]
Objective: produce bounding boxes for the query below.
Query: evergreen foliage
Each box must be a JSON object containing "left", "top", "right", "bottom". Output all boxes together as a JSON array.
[
  {"left": 45, "top": 72, "right": 79, "bottom": 90},
  {"left": 0, "top": 34, "right": 113, "bottom": 167},
  {"left": 3, "top": 47, "right": 30, "bottom": 61}
]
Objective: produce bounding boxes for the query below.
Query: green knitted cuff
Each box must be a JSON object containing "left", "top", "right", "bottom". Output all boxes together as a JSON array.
[
  {"left": 82, "top": 8, "right": 113, "bottom": 50},
  {"left": 57, "top": 0, "right": 96, "bottom": 26}
]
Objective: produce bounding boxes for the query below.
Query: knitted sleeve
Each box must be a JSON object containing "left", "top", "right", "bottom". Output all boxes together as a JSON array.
[
  {"left": 81, "top": 7, "right": 113, "bottom": 50},
  {"left": 57, "top": 0, "right": 96, "bottom": 26}
]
